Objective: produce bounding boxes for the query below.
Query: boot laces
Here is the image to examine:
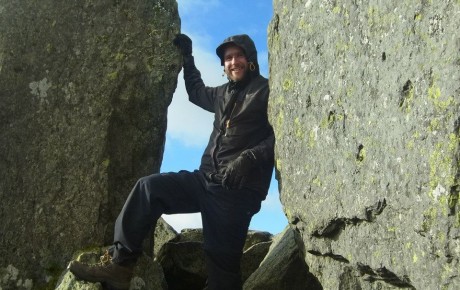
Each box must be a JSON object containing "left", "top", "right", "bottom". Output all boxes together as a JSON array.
[{"left": 99, "top": 250, "right": 113, "bottom": 266}]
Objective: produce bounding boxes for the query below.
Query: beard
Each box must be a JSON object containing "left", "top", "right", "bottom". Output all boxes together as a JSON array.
[{"left": 225, "top": 65, "right": 248, "bottom": 82}]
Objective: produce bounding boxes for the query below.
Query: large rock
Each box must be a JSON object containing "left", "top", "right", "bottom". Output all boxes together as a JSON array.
[
  {"left": 243, "top": 226, "right": 320, "bottom": 290},
  {"left": 141, "top": 217, "right": 178, "bottom": 258},
  {"left": 153, "top": 218, "right": 179, "bottom": 257},
  {"left": 268, "top": 0, "right": 459, "bottom": 289},
  {"left": 157, "top": 229, "right": 273, "bottom": 290},
  {"left": 0, "top": 0, "right": 181, "bottom": 288},
  {"left": 240, "top": 241, "right": 272, "bottom": 283}
]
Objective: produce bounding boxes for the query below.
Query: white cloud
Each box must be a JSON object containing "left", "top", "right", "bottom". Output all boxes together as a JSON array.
[
  {"left": 258, "top": 49, "right": 269, "bottom": 77},
  {"left": 162, "top": 213, "right": 202, "bottom": 232},
  {"left": 167, "top": 75, "right": 213, "bottom": 147},
  {"left": 261, "top": 189, "right": 283, "bottom": 211},
  {"left": 167, "top": 34, "right": 227, "bottom": 147},
  {"left": 177, "top": 0, "right": 221, "bottom": 15}
]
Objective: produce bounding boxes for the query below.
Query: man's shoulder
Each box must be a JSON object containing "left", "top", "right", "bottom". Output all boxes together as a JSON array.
[
  {"left": 255, "top": 74, "right": 268, "bottom": 82},
  {"left": 245, "top": 76, "right": 269, "bottom": 101},
  {"left": 250, "top": 75, "right": 268, "bottom": 88}
]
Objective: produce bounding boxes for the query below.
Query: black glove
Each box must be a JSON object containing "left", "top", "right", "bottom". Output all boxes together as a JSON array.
[
  {"left": 173, "top": 34, "right": 192, "bottom": 56},
  {"left": 222, "top": 152, "right": 255, "bottom": 190}
]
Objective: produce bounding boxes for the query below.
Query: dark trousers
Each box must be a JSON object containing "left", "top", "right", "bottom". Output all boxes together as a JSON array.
[{"left": 110, "top": 170, "right": 262, "bottom": 290}]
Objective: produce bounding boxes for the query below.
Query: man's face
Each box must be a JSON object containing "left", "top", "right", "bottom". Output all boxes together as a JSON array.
[{"left": 223, "top": 45, "right": 248, "bottom": 82}]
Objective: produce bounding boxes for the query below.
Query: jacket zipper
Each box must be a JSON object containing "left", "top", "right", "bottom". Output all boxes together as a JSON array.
[
  {"left": 211, "top": 89, "right": 239, "bottom": 171},
  {"left": 224, "top": 103, "right": 238, "bottom": 137}
]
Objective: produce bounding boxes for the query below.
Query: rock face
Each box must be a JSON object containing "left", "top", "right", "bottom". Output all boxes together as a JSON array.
[
  {"left": 0, "top": 0, "right": 181, "bottom": 288},
  {"left": 243, "top": 227, "right": 320, "bottom": 290},
  {"left": 268, "top": 0, "right": 459, "bottom": 289}
]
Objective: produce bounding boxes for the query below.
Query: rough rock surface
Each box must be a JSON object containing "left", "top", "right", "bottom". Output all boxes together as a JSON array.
[
  {"left": 157, "top": 229, "right": 273, "bottom": 290},
  {"left": 141, "top": 217, "right": 178, "bottom": 258},
  {"left": 268, "top": 0, "right": 459, "bottom": 289},
  {"left": 0, "top": 0, "right": 181, "bottom": 288},
  {"left": 240, "top": 241, "right": 272, "bottom": 283},
  {"left": 243, "top": 226, "right": 320, "bottom": 290}
]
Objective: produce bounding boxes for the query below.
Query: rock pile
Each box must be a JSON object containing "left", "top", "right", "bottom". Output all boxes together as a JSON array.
[{"left": 56, "top": 224, "right": 312, "bottom": 290}]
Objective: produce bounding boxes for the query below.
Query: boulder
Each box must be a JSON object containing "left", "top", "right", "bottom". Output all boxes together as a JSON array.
[
  {"left": 141, "top": 217, "right": 178, "bottom": 258},
  {"left": 154, "top": 218, "right": 179, "bottom": 257},
  {"left": 157, "top": 229, "right": 273, "bottom": 290},
  {"left": 240, "top": 241, "right": 272, "bottom": 283},
  {"left": 0, "top": 0, "right": 181, "bottom": 288},
  {"left": 268, "top": 0, "right": 460, "bottom": 289},
  {"left": 158, "top": 240, "right": 207, "bottom": 290},
  {"left": 243, "top": 226, "right": 320, "bottom": 290},
  {"left": 243, "top": 231, "right": 272, "bottom": 252}
]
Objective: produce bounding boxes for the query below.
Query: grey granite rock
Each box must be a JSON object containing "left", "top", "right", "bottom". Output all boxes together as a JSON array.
[
  {"left": 157, "top": 229, "right": 274, "bottom": 290},
  {"left": 243, "top": 226, "right": 320, "bottom": 290},
  {"left": 0, "top": 0, "right": 181, "bottom": 288},
  {"left": 268, "top": 0, "right": 460, "bottom": 289}
]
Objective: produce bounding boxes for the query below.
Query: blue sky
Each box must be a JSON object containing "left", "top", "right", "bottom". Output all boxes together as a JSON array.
[{"left": 160, "top": 0, "right": 288, "bottom": 234}]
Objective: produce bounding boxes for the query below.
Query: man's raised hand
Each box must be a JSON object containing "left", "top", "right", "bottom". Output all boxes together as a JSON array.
[{"left": 173, "top": 34, "right": 192, "bottom": 56}]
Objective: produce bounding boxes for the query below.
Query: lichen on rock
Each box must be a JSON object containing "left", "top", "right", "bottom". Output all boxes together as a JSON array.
[
  {"left": 0, "top": 0, "right": 181, "bottom": 288},
  {"left": 268, "top": 0, "right": 460, "bottom": 289}
]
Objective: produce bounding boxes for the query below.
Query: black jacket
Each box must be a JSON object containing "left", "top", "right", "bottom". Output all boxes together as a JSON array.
[{"left": 182, "top": 35, "right": 274, "bottom": 197}]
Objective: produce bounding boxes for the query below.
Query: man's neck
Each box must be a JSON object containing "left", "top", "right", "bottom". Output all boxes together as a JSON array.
[{"left": 229, "top": 73, "right": 251, "bottom": 91}]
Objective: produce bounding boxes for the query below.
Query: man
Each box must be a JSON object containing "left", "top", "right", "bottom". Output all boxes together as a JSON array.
[{"left": 68, "top": 33, "right": 274, "bottom": 290}]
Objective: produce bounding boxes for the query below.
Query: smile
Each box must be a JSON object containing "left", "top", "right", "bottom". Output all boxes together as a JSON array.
[{"left": 231, "top": 66, "right": 244, "bottom": 72}]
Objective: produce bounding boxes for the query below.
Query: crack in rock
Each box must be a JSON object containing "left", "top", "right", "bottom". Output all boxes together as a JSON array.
[
  {"left": 357, "top": 263, "right": 415, "bottom": 289},
  {"left": 365, "top": 198, "right": 387, "bottom": 221},
  {"left": 313, "top": 199, "right": 387, "bottom": 239},
  {"left": 448, "top": 116, "right": 460, "bottom": 216},
  {"left": 308, "top": 250, "right": 349, "bottom": 264}
]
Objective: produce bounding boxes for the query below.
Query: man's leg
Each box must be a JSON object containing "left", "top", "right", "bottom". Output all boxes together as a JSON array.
[
  {"left": 69, "top": 170, "right": 207, "bottom": 289},
  {"left": 111, "top": 170, "right": 206, "bottom": 263},
  {"left": 201, "top": 183, "right": 262, "bottom": 290}
]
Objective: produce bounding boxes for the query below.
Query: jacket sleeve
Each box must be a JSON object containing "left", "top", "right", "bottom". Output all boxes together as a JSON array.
[
  {"left": 242, "top": 125, "right": 275, "bottom": 168},
  {"left": 182, "top": 55, "right": 220, "bottom": 113}
]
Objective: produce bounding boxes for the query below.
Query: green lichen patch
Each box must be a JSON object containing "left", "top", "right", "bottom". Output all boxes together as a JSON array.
[
  {"left": 294, "top": 117, "right": 305, "bottom": 139},
  {"left": 429, "top": 142, "right": 456, "bottom": 194},
  {"left": 282, "top": 78, "right": 293, "bottom": 91}
]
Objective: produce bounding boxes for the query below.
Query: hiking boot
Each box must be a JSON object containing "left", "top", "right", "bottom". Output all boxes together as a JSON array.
[{"left": 68, "top": 250, "right": 134, "bottom": 290}]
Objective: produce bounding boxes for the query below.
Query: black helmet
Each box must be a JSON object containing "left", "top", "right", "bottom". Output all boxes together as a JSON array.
[{"left": 216, "top": 34, "right": 259, "bottom": 75}]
